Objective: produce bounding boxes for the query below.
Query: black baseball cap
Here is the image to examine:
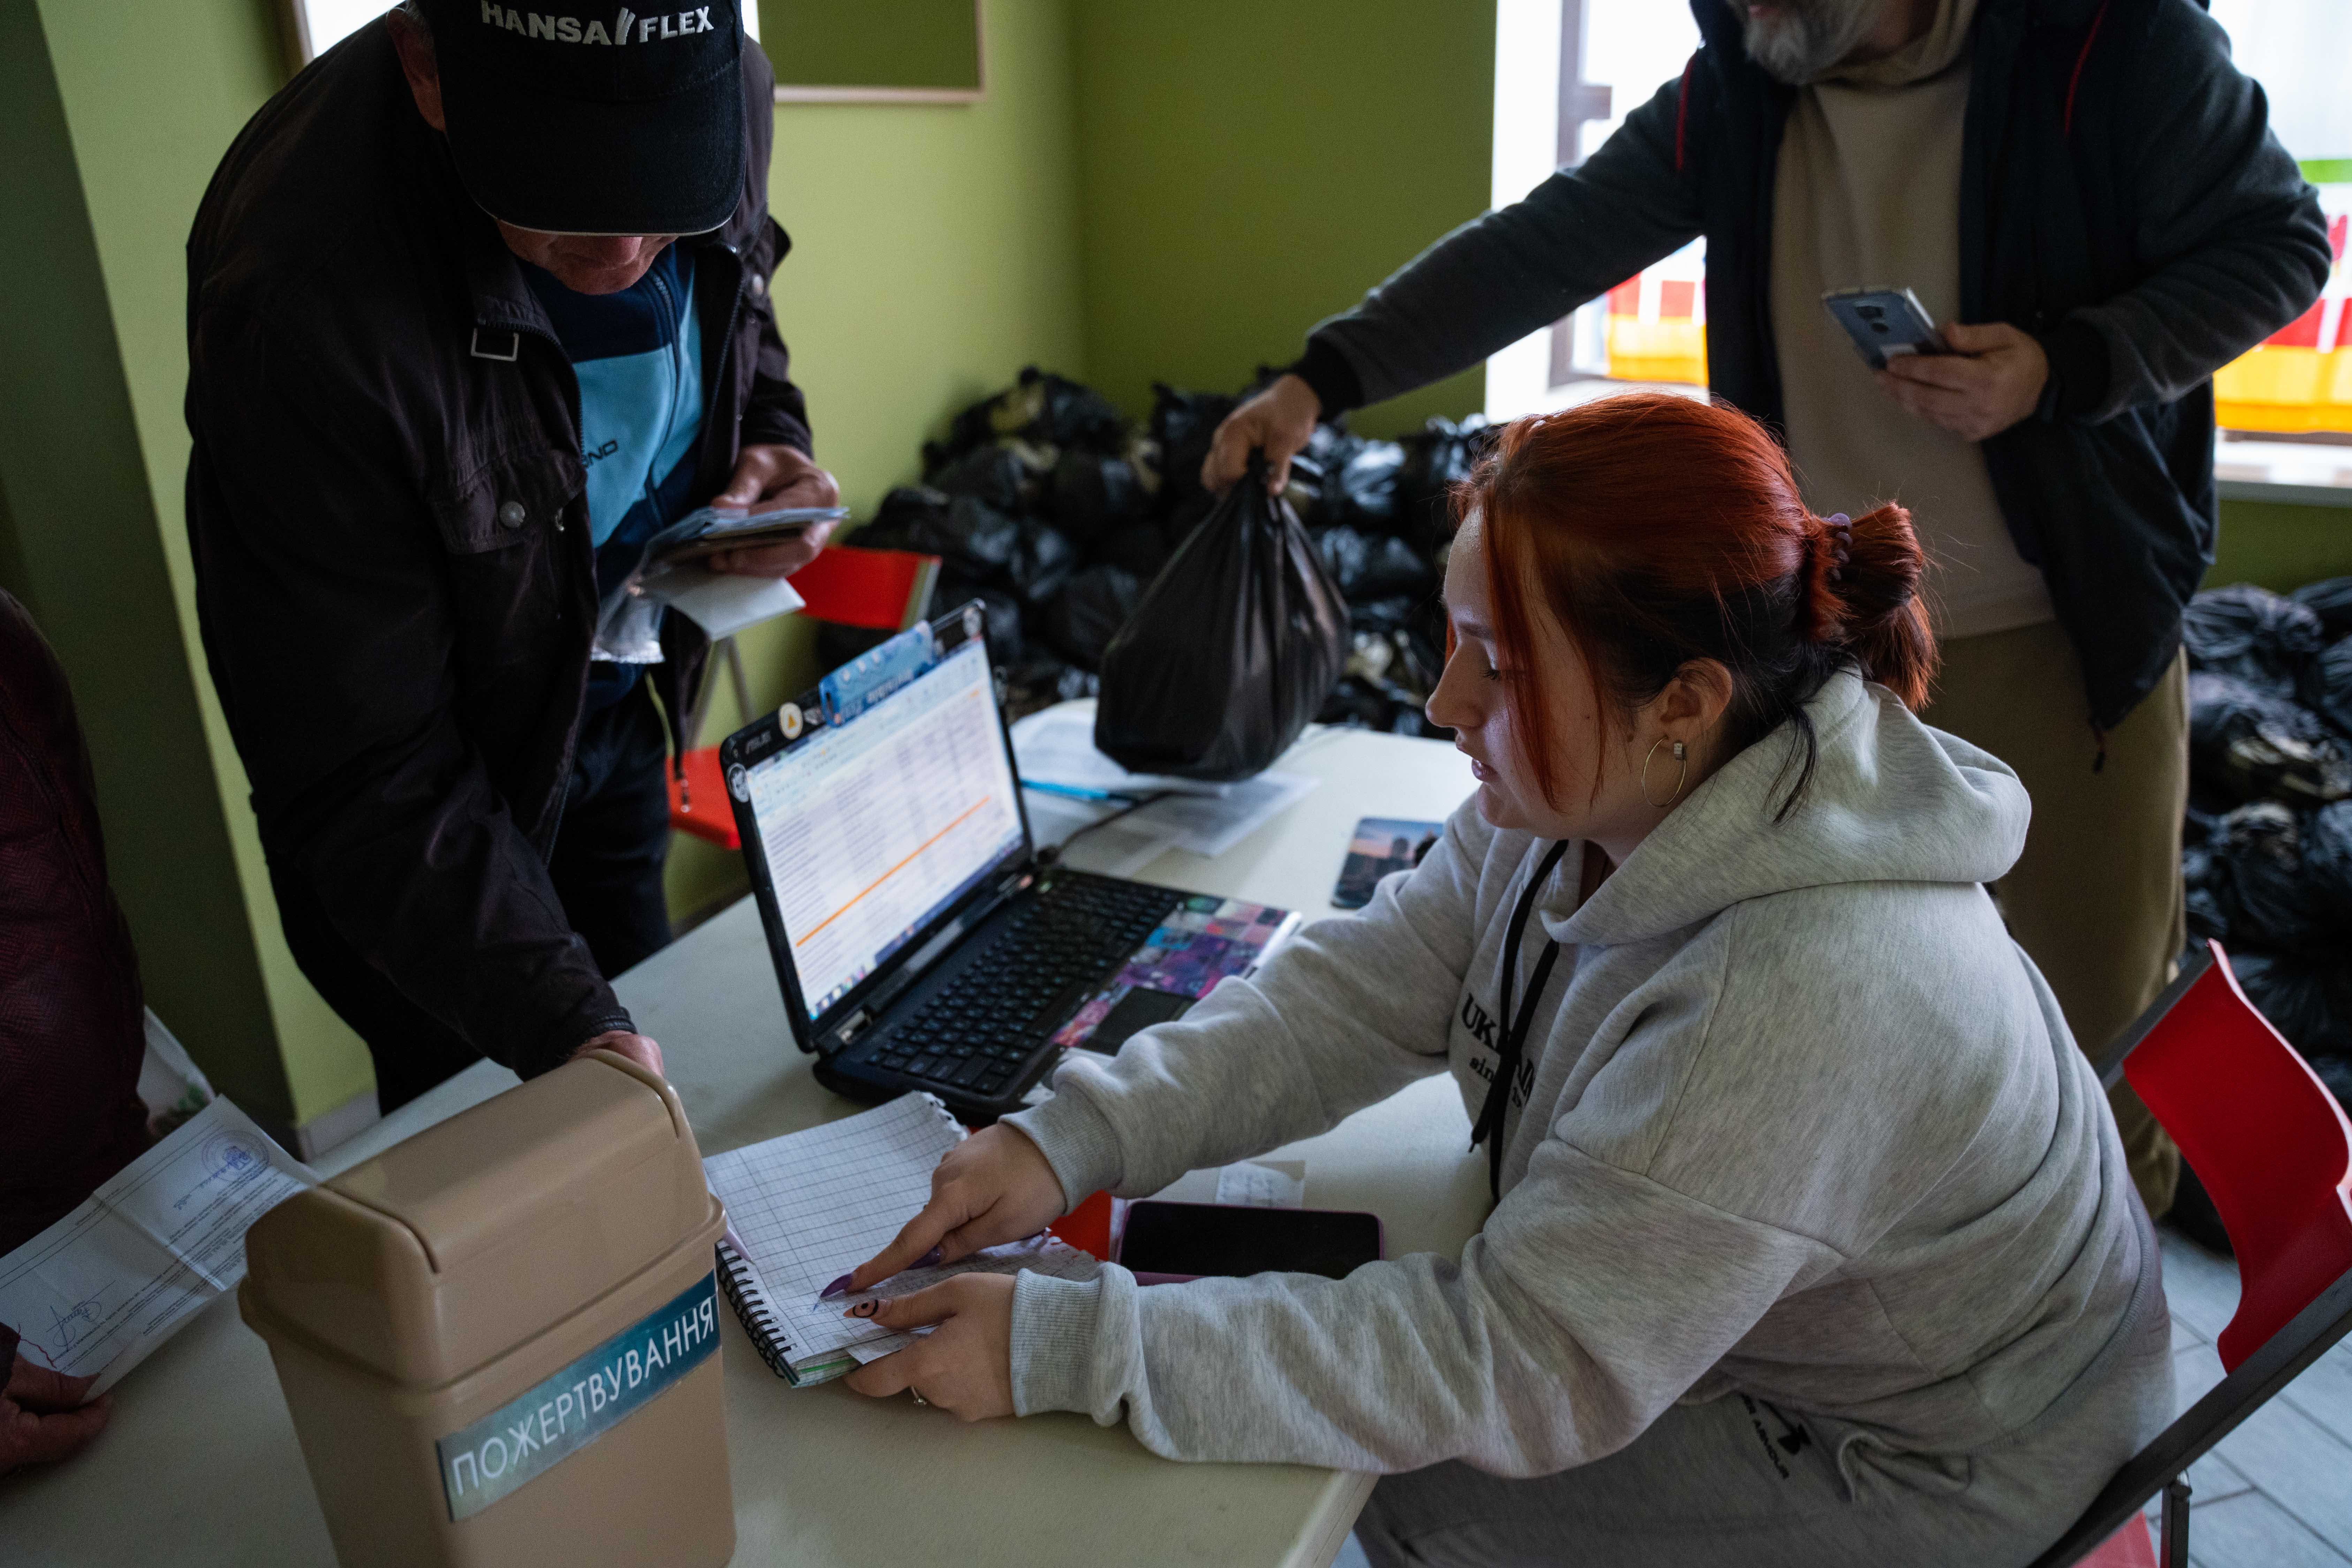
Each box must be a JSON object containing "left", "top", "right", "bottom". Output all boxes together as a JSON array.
[{"left": 417, "top": 0, "right": 746, "bottom": 236}]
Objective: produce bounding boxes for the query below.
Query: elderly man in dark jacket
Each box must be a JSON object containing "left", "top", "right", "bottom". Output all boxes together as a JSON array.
[
  {"left": 185, "top": 0, "right": 830, "bottom": 1108},
  {"left": 1210, "top": 0, "right": 2330, "bottom": 1220}
]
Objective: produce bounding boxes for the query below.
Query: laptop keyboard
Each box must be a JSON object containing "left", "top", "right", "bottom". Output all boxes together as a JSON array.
[{"left": 841, "top": 873, "right": 1185, "bottom": 1100}]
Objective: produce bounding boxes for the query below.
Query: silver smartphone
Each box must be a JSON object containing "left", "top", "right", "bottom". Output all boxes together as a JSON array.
[{"left": 1821, "top": 286, "right": 1949, "bottom": 371}]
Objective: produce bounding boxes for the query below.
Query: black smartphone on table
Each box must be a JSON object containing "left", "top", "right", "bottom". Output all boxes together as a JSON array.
[
  {"left": 1117, "top": 1199, "right": 1385, "bottom": 1285},
  {"left": 1821, "top": 286, "right": 1950, "bottom": 371}
]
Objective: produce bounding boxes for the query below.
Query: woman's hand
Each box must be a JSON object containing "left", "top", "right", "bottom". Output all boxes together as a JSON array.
[
  {"left": 840, "top": 1273, "right": 1017, "bottom": 1420},
  {"left": 844, "top": 1124, "right": 1066, "bottom": 1292},
  {"left": 1202, "top": 373, "right": 1322, "bottom": 495},
  {"left": 703, "top": 444, "right": 841, "bottom": 577}
]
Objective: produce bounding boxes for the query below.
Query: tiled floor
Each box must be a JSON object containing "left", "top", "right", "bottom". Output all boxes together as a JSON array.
[
  {"left": 2151, "top": 1227, "right": 2352, "bottom": 1567},
  {"left": 1330, "top": 1226, "right": 2352, "bottom": 1567}
]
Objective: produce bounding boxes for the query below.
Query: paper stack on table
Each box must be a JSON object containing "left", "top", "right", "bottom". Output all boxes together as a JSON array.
[
  {"left": 1011, "top": 702, "right": 1320, "bottom": 875},
  {"left": 1009, "top": 704, "right": 1231, "bottom": 799},
  {"left": 0, "top": 1097, "right": 318, "bottom": 1393}
]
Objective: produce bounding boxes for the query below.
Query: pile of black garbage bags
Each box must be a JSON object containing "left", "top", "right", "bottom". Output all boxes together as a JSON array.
[
  {"left": 2181, "top": 577, "right": 2352, "bottom": 1106},
  {"left": 828, "top": 366, "right": 1492, "bottom": 735}
]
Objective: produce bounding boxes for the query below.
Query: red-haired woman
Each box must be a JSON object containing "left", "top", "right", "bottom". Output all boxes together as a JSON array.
[{"left": 841, "top": 395, "right": 2169, "bottom": 1566}]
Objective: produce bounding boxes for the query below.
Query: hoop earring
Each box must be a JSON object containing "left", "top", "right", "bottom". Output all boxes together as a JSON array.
[{"left": 1640, "top": 738, "right": 1689, "bottom": 809}]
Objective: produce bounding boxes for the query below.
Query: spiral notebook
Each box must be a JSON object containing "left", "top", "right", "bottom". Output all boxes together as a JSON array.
[{"left": 704, "top": 1093, "right": 1100, "bottom": 1386}]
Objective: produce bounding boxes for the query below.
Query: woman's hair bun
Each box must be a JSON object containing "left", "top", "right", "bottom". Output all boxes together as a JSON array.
[{"left": 1802, "top": 501, "right": 1934, "bottom": 709}]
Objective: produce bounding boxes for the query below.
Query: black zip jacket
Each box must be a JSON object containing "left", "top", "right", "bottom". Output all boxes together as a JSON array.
[
  {"left": 1300, "top": 0, "right": 2329, "bottom": 732},
  {"left": 185, "top": 20, "right": 811, "bottom": 1078}
]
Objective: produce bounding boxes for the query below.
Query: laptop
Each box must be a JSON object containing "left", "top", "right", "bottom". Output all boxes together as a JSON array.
[{"left": 720, "top": 599, "right": 1301, "bottom": 1122}]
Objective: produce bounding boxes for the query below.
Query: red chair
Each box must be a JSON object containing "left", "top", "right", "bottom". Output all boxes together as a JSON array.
[
  {"left": 2027, "top": 940, "right": 2352, "bottom": 1568},
  {"left": 666, "top": 544, "right": 940, "bottom": 849}
]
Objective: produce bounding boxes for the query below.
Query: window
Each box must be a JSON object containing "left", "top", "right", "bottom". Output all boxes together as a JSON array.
[
  {"left": 1487, "top": 0, "right": 1703, "bottom": 423},
  {"left": 2207, "top": 0, "right": 2352, "bottom": 492}
]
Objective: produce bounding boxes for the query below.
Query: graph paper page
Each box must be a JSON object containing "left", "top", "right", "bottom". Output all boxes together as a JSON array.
[{"left": 704, "top": 1094, "right": 1097, "bottom": 1365}]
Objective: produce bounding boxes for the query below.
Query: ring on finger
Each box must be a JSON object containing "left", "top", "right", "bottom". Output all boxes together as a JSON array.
[{"left": 909, "top": 1388, "right": 930, "bottom": 1408}]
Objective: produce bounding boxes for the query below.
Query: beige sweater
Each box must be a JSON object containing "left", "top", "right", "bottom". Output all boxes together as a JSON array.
[{"left": 1769, "top": 0, "right": 2054, "bottom": 639}]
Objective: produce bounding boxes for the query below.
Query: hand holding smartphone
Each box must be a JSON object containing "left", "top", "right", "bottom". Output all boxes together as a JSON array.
[
  {"left": 1822, "top": 286, "right": 1950, "bottom": 371},
  {"left": 653, "top": 502, "right": 848, "bottom": 566}
]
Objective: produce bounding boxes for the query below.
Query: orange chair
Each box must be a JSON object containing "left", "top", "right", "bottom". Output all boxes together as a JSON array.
[
  {"left": 666, "top": 544, "right": 941, "bottom": 850},
  {"left": 2027, "top": 941, "right": 2352, "bottom": 1568}
]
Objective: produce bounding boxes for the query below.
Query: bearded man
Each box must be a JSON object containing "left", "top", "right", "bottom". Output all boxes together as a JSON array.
[{"left": 1210, "top": 0, "right": 2327, "bottom": 1225}]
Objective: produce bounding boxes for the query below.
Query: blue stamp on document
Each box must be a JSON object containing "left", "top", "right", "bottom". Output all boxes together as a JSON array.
[{"left": 435, "top": 1273, "right": 719, "bottom": 1521}]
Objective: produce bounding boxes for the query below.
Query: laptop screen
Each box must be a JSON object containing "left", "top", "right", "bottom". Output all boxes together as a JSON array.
[{"left": 737, "top": 635, "right": 1027, "bottom": 1018}]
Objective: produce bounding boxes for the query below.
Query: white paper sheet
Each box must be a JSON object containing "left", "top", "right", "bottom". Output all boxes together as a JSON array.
[
  {"left": 0, "top": 1098, "right": 317, "bottom": 1393},
  {"left": 1025, "top": 767, "right": 1319, "bottom": 873},
  {"left": 1146, "top": 771, "right": 1319, "bottom": 857},
  {"left": 635, "top": 563, "right": 805, "bottom": 640},
  {"left": 1009, "top": 704, "right": 1231, "bottom": 798},
  {"left": 1214, "top": 1160, "right": 1307, "bottom": 1209}
]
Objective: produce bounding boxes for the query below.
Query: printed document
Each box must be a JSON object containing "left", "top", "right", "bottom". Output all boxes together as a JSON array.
[{"left": 0, "top": 1097, "right": 317, "bottom": 1392}]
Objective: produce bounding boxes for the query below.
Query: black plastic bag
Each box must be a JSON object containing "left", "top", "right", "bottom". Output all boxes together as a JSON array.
[
  {"left": 857, "top": 487, "right": 1073, "bottom": 607},
  {"left": 1146, "top": 382, "right": 1240, "bottom": 529},
  {"left": 2187, "top": 671, "right": 2352, "bottom": 805},
  {"left": 1314, "top": 525, "right": 1372, "bottom": 595},
  {"left": 1093, "top": 522, "right": 1171, "bottom": 582},
  {"left": 1043, "top": 564, "right": 1142, "bottom": 672},
  {"left": 2183, "top": 858, "right": 2231, "bottom": 944},
  {"left": 924, "top": 366, "right": 1128, "bottom": 473},
  {"left": 2292, "top": 575, "right": 2352, "bottom": 641},
  {"left": 925, "top": 441, "right": 1051, "bottom": 514},
  {"left": 1001, "top": 653, "right": 1096, "bottom": 721},
  {"left": 1285, "top": 425, "right": 1406, "bottom": 536},
  {"left": 1096, "top": 456, "right": 1349, "bottom": 780},
  {"left": 2204, "top": 802, "right": 2327, "bottom": 954},
  {"left": 1315, "top": 527, "right": 1437, "bottom": 601},
  {"left": 2230, "top": 950, "right": 2352, "bottom": 1058},
  {"left": 2302, "top": 636, "right": 2352, "bottom": 741},
  {"left": 2181, "top": 584, "right": 2327, "bottom": 695},
  {"left": 1394, "top": 415, "right": 1495, "bottom": 552},
  {"left": 2304, "top": 799, "right": 2352, "bottom": 929},
  {"left": 1050, "top": 450, "right": 1148, "bottom": 547},
  {"left": 1331, "top": 439, "right": 1407, "bottom": 533}
]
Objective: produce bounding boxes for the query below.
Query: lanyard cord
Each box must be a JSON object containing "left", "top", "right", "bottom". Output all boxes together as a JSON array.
[{"left": 1470, "top": 840, "right": 1570, "bottom": 1201}]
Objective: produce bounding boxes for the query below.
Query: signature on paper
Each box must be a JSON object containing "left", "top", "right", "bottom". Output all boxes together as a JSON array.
[{"left": 44, "top": 1290, "right": 107, "bottom": 1356}]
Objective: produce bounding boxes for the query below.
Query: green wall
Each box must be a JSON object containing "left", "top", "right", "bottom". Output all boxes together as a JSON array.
[
  {"left": 664, "top": 0, "right": 1090, "bottom": 921},
  {"left": 1069, "top": 2, "right": 1497, "bottom": 440},
  {"left": 2209, "top": 498, "right": 2352, "bottom": 593}
]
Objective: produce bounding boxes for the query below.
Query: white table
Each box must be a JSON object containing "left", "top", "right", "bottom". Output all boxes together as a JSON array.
[{"left": 1, "top": 718, "right": 1482, "bottom": 1568}]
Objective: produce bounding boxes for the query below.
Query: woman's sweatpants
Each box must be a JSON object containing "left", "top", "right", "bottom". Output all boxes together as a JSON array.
[{"left": 1352, "top": 1279, "right": 2174, "bottom": 1568}]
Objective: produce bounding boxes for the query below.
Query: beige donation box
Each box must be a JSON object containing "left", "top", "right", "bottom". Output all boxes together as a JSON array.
[{"left": 240, "top": 1051, "right": 734, "bottom": 1567}]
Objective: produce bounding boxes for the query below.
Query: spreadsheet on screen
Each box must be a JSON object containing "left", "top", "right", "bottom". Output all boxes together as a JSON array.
[{"left": 743, "top": 641, "right": 1025, "bottom": 1014}]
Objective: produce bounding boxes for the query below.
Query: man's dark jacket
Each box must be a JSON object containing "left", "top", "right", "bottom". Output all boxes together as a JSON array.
[
  {"left": 185, "top": 21, "right": 811, "bottom": 1078},
  {"left": 1301, "top": 0, "right": 2330, "bottom": 732}
]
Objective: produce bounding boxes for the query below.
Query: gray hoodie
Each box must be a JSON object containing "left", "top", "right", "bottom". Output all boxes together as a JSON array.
[{"left": 1004, "top": 672, "right": 2162, "bottom": 1475}]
